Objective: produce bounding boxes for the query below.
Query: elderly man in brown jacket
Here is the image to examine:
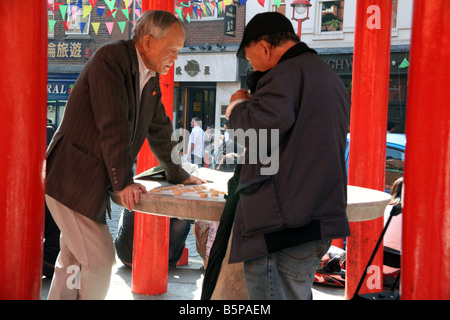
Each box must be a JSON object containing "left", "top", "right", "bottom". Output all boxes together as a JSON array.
[{"left": 45, "top": 10, "right": 202, "bottom": 300}]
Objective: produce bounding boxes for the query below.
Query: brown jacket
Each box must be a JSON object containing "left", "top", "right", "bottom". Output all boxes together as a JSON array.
[{"left": 46, "top": 40, "right": 189, "bottom": 223}]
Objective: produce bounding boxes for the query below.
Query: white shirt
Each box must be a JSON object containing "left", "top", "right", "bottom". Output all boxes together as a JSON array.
[
  {"left": 136, "top": 46, "right": 156, "bottom": 98},
  {"left": 189, "top": 125, "right": 205, "bottom": 158}
]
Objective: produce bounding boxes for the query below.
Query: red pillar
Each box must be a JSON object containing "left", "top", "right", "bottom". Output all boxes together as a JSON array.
[
  {"left": 402, "top": 0, "right": 450, "bottom": 300},
  {"left": 131, "top": 0, "right": 176, "bottom": 295},
  {"left": 345, "top": 0, "right": 392, "bottom": 299},
  {"left": 0, "top": 1, "right": 47, "bottom": 299}
]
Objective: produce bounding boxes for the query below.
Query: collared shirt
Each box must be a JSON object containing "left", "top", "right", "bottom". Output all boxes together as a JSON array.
[
  {"left": 189, "top": 125, "right": 205, "bottom": 158},
  {"left": 135, "top": 46, "right": 156, "bottom": 98}
]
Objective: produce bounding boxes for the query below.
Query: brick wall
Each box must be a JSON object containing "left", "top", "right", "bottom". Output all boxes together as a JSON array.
[{"left": 183, "top": 5, "right": 245, "bottom": 46}]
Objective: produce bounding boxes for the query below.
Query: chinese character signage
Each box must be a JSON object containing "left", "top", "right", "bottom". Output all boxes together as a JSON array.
[
  {"left": 224, "top": 5, "right": 236, "bottom": 37},
  {"left": 48, "top": 41, "right": 83, "bottom": 59}
]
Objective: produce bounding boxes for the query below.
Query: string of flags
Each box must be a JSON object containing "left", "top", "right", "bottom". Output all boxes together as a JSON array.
[
  {"left": 48, "top": 0, "right": 142, "bottom": 34},
  {"left": 175, "top": 1, "right": 282, "bottom": 22},
  {"left": 47, "top": 0, "right": 272, "bottom": 35}
]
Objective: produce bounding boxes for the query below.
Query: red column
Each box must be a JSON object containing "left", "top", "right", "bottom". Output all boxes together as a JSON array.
[
  {"left": 345, "top": 0, "right": 392, "bottom": 299},
  {"left": 402, "top": 0, "right": 450, "bottom": 300},
  {"left": 0, "top": 1, "right": 47, "bottom": 299},
  {"left": 131, "top": 0, "right": 176, "bottom": 295}
]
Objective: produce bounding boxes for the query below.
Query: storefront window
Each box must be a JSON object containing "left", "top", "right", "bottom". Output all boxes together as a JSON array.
[{"left": 65, "top": 0, "right": 91, "bottom": 36}]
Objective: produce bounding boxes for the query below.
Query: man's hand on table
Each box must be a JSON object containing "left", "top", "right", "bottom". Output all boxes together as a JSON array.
[
  {"left": 182, "top": 175, "right": 206, "bottom": 185},
  {"left": 119, "top": 175, "right": 204, "bottom": 211},
  {"left": 118, "top": 183, "right": 147, "bottom": 211}
]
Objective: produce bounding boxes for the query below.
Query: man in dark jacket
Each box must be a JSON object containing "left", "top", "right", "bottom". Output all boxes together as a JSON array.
[
  {"left": 226, "top": 12, "right": 351, "bottom": 299},
  {"left": 45, "top": 10, "right": 203, "bottom": 300}
]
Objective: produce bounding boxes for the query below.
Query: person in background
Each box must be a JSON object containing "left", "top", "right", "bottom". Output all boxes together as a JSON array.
[
  {"left": 383, "top": 177, "right": 403, "bottom": 286},
  {"left": 189, "top": 117, "right": 205, "bottom": 167}
]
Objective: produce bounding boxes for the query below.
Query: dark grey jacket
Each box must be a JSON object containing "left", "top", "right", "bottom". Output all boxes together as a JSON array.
[
  {"left": 46, "top": 40, "right": 189, "bottom": 223},
  {"left": 228, "top": 43, "right": 351, "bottom": 263}
]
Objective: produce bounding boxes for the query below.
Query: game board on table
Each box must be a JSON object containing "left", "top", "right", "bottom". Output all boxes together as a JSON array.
[{"left": 110, "top": 167, "right": 233, "bottom": 222}]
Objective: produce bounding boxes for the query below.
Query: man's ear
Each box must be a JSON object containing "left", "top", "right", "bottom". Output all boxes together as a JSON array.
[
  {"left": 259, "top": 40, "right": 272, "bottom": 60},
  {"left": 142, "top": 34, "right": 153, "bottom": 51}
]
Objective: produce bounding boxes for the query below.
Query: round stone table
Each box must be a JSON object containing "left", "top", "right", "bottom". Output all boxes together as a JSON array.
[{"left": 111, "top": 168, "right": 391, "bottom": 299}]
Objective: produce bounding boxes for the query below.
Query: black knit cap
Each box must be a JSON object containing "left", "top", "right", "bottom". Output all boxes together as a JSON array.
[{"left": 237, "top": 12, "right": 295, "bottom": 59}]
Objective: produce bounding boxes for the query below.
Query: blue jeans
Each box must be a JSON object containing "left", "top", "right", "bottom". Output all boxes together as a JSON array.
[{"left": 243, "top": 239, "right": 331, "bottom": 300}]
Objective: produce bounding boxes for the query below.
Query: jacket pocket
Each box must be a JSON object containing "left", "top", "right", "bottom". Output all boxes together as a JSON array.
[
  {"left": 71, "top": 143, "right": 102, "bottom": 162},
  {"left": 237, "top": 177, "right": 283, "bottom": 237}
]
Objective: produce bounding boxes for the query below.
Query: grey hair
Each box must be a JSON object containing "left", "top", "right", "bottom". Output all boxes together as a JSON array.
[{"left": 132, "top": 10, "right": 185, "bottom": 42}]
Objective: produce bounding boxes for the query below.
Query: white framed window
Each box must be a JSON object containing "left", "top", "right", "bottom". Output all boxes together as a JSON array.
[
  {"left": 318, "top": 0, "right": 344, "bottom": 33},
  {"left": 312, "top": 0, "right": 345, "bottom": 40},
  {"left": 187, "top": 0, "right": 225, "bottom": 21},
  {"left": 65, "top": 0, "right": 91, "bottom": 36}
]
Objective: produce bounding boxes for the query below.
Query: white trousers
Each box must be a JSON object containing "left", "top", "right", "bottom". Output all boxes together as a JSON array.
[{"left": 45, "top": 195, "right": 116, "bottom": 300}]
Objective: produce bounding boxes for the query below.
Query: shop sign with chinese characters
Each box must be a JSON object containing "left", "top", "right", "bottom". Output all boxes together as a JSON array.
[{"left": 48, "top": 41, "right": 83, "bottom": 59}]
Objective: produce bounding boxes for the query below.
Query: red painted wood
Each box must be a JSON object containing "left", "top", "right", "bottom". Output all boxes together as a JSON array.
[
  {"left": 345, "top": 0, "right": 392, "bottom": 299},
  {"left": 0, "top": 0, "right": 47, "bottom": 299},
  {"left": 131, "top": 0, "right": 176, "bottom": 295},
  {"left": 401, "top": 0, "right": 450, "bottom": 300}
]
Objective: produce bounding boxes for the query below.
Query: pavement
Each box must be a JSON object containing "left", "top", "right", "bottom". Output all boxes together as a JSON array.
[{"left": 40, "top": 202, "right": 345, "bottom": 301}]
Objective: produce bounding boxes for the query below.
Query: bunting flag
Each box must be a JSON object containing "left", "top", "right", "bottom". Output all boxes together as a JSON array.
[
  {"left": 104, "top": 0, "right": 115, "bottom": 12},
  {"left": 122, "top": 8, "right": 130, "bottom": 21},
  {"left": 83, "top": 5, "right": 92, "bottom": 19},
  {"left": 48, "top": 19, "right": 56, "bottom": 33},
  {"left": 124, "top": 0, "right": 133, "bottom": 9},
  {"left": 62, "top": 20, "right": 71, "bottom": 31},
  {"left": 48, "top": 0, "right": 55, "bottom": 14},
  {"left": 175, "top": 7, "right": 183, "bottom": 20},
  {"left": 134, "top": 8, "right": 141, "bottom": 18},
  {"left": 96, "top": 6, "right": 105, "bottom": 17},
  {"left": 273, "top": 0, "right": 281, "bottom": 7},
  {"left": 257, "top": 0, "right": 265, "bottom": 7},
  {"left": 87, "top": 0, "right": 97, "bottom": 7},
  {"left": 79, "top": 21, "right": 87, "bottom": 33},
  {"left": 118, "top": 21, "right": 127, "bottom": 34},
  {"left": 91, "top": 22, "right": 100, "bottom": 34},
  {"left": 105, "top": 22, "right": 114, "bottom": 35},
  {"left": 71, "top": 5, "right": 79, "bottom": 22},
  {"left": 106, "top": 9, "right": 117, "bottom": 18},
  {"left": 399, "top": 58, "right": 409, "bottom": 69},
  {"left": 59, "top": 4, "right": 67, "bottom": 21}
]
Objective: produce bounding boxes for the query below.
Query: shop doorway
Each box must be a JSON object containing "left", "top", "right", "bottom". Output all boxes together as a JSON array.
[{"left": 174, "top": 84, "right": 216, "bottom": 132}]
